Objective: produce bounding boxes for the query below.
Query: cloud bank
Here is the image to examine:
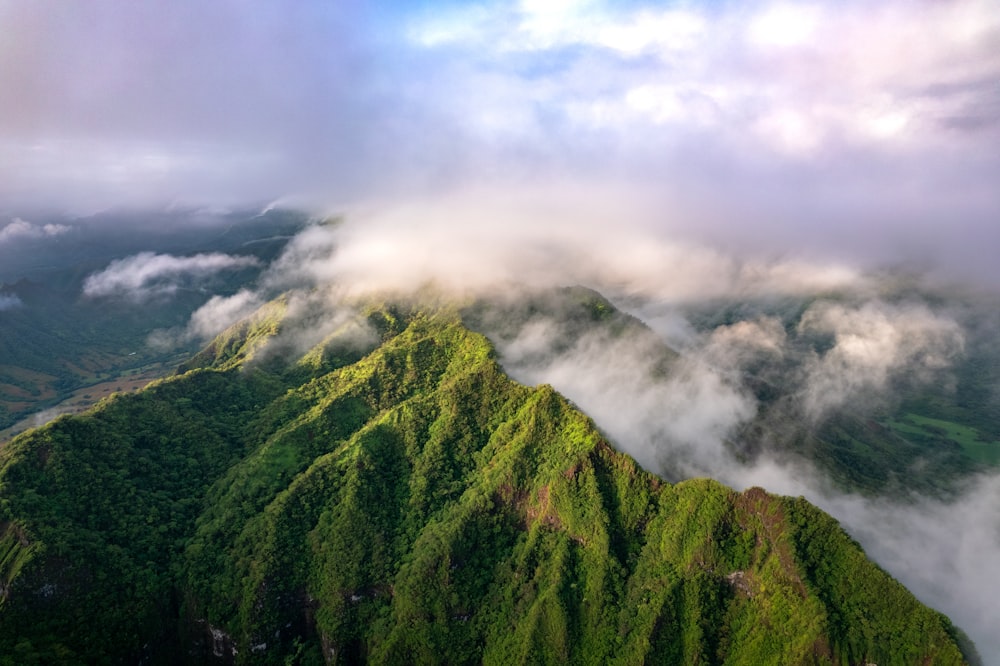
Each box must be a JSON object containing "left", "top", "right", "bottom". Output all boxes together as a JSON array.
[
  {"left": 185, "top": 289, "right": 265, "bottom": 341},
  {"left": 0, "top": 218, "right": 71, "bottom": 244},
  {"left": 265, "top": 190, "right": 863, "bottom": 303},
  {"left": 0, "top": 1, "right": 997, "bottom": 282},
  {"left": 83, "top": 251, "right": 260, "bottom": 302}
]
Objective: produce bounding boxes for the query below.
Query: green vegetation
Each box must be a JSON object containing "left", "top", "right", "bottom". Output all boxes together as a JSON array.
[
  {"left": 0, "top": 303, "right": 971, "bottom": 664},
  {"left": 887, "top": 413, "right": 1000, "bottom": 465},
  {"left": 0, "top": 208, "right": 309, "bottom": 431},
  {"left": 683, "top": 294, "right": 1000, "bottom": 497}
]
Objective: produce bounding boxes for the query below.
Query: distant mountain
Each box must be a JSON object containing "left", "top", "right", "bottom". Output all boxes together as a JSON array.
[
  {"left": 0, "top": 208, "right": 310, "bottom": 432},
  {"left": 0, "top": 299, "right": 973, "bottom": 664}
]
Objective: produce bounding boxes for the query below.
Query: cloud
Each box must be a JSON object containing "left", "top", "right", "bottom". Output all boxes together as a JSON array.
[
  {"left": 186, "top": 289, "right": 264, "bottom": 340},
  {"left": 410, "top": 0, "right": 1000, "bottom": 151},
  {"left": 797, "top": 301, "right": 966, "bottom": 419},
  {"left": 819, "top": 475, "right": 1000, "bottom": 662},
  {"left": 0, "top": 218, "right": 71, "bottom": 243},
  {"left": 0, "top": 294, "right": 22, "bottom": 311},
  {"left": 263, "top": 190, "right": 862, "bottom": 304},
  {"left": 82, "top": 251, "right": 260, "bottom": 302},
  {"left": 0, "top": 1, "right": 996, "bottom": 288},
  {"left": 256, "top": 289, "right": 379, "bottom": 365},
  {"left": 394, "top": 0, "right": 1000, "bottom": 284},
  {"left": 151, "top": 279, "right": 378, "bottom": 368},
  {"left": 146, "top": 289, "right": 265, "bottom": 351},
  {"left": 0, "top": 1, "right": 372, "bottom": 210},
  {"left": 496, "top": 320, "right": 756, "bottom": 480}
]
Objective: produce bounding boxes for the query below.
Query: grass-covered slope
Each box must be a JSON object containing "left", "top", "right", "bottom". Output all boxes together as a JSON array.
[{"left": 0, "top": 305, "right": 970, "bottom": 664}]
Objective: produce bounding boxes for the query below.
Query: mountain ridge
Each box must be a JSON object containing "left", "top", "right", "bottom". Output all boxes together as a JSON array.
[{"left": 0, "top": 299, "right": 974, "bottom": 664}]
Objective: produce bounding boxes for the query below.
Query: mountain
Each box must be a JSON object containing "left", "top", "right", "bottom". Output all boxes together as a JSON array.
[{"left": 0, "top": 299, "right": 973, "bottom": 664}]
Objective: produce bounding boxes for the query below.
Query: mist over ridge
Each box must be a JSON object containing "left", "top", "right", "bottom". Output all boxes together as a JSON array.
[
  {"left": 146, "top": 200, "right": 997, "bottom": 661},
  {"left": 1, "top": 198, "right": 998, "bottom": 661}
]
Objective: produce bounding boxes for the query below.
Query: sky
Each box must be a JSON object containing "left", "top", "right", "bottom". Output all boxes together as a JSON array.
[{"left": 2, "top": 0, "right": 999, "bottom": 281}]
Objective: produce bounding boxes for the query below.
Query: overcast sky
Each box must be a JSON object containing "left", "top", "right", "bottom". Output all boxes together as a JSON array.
[{"left": 1, "top": 0, "right": 999, "bottom": 280}]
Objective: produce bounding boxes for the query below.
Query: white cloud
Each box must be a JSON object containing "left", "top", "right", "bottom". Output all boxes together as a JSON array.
[
  {"left": 82, "top": 252, "right": 260, "bottom": 302},
  {"left": 815, "top": 474, "right": 1000, "bottom": 662},
  {"left": 269, "top": 189, "right": 861, "bottom": 304},
  {"left": 494, "top": 316, "right": 756, "bottom": 479},
  {"left": 409, "top": 0, "right": 1000, "bottom": 158},
  {"left": 0, "top": 217, "right": 71, "bottom": 243},
  {"left": 596, "top": 9, "right": 706, "bottom": 55},
  {"left": 747, "top": 4, "right": 821, "bottom": 48},
  {"left": 186, "top": 289, "right": 264, "bottom": 340},
  {"left": 753, "top": 108, "right": 824, "bottom": 155},
  {"left": 0, "top": 2, "right": 996, "bottom": 288},
  {"left": 798, "top": 301, "right": 965, "bottom": 419}
]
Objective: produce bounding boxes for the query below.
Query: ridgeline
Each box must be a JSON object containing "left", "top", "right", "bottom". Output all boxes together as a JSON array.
[{"left": 0, "top": 302, "right": 973, "bottom": 664}]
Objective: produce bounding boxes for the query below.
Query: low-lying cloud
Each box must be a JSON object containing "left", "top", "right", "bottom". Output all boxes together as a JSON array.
[
  {"left": 165, "top": 201, "right": 1000, "bottom": 661},
  {"left": 186, "top": 289, "right": 264, "bottom": 341},
  {"left": 822, "top": 475, "right": 1000, "bottom": 662},
  {"left": 798, "top": 301, "right": 965, "bottom": 419},
  {"left": 0, "top": 218, "right": 71, "bottom": 244},
  {"left": 83, "top": 251, "right": 260, "bottom": 302},
  {"left": 481, "top": 292, "right": 998, "bottom": 660},
  {"left": 0, "top": 294, "right": 22, "bottom": 311},
  {"left": 265, "top": 191, "right": 862, "bottom": 303}
]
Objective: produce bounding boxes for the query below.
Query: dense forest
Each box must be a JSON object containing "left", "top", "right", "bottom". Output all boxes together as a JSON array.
[{"left": 0, "top": 299, "right": 974, "bottom": 664}]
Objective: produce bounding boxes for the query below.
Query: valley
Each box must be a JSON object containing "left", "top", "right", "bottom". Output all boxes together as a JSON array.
[
  {"left": 0, "top": 208, "right": 310, "bottom": 432},
  {"left": 0, "top": 358, "right": 182, "bottom": 443}
]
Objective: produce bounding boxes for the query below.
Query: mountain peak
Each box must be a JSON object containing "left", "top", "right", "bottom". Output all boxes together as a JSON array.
[{"left": 0, "top": 305, "right": 973, "bottom": 663}]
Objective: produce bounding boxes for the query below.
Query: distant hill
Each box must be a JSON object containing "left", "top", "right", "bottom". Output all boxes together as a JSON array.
[
  {"left": 0, "top": 300, "right": 973, "bottom": 664},
  {"left": 0, "top": 208, "right": 310, "bottom": 432}
]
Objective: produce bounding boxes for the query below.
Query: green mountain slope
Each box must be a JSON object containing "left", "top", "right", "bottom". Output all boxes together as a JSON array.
[{"left": 0, "top": 304, "right": 971, "bottom": 664}]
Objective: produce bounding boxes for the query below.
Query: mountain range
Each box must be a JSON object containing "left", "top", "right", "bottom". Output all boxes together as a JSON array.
[{"left": 0, "top": 291, "right": 977, "bottom": 664}]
